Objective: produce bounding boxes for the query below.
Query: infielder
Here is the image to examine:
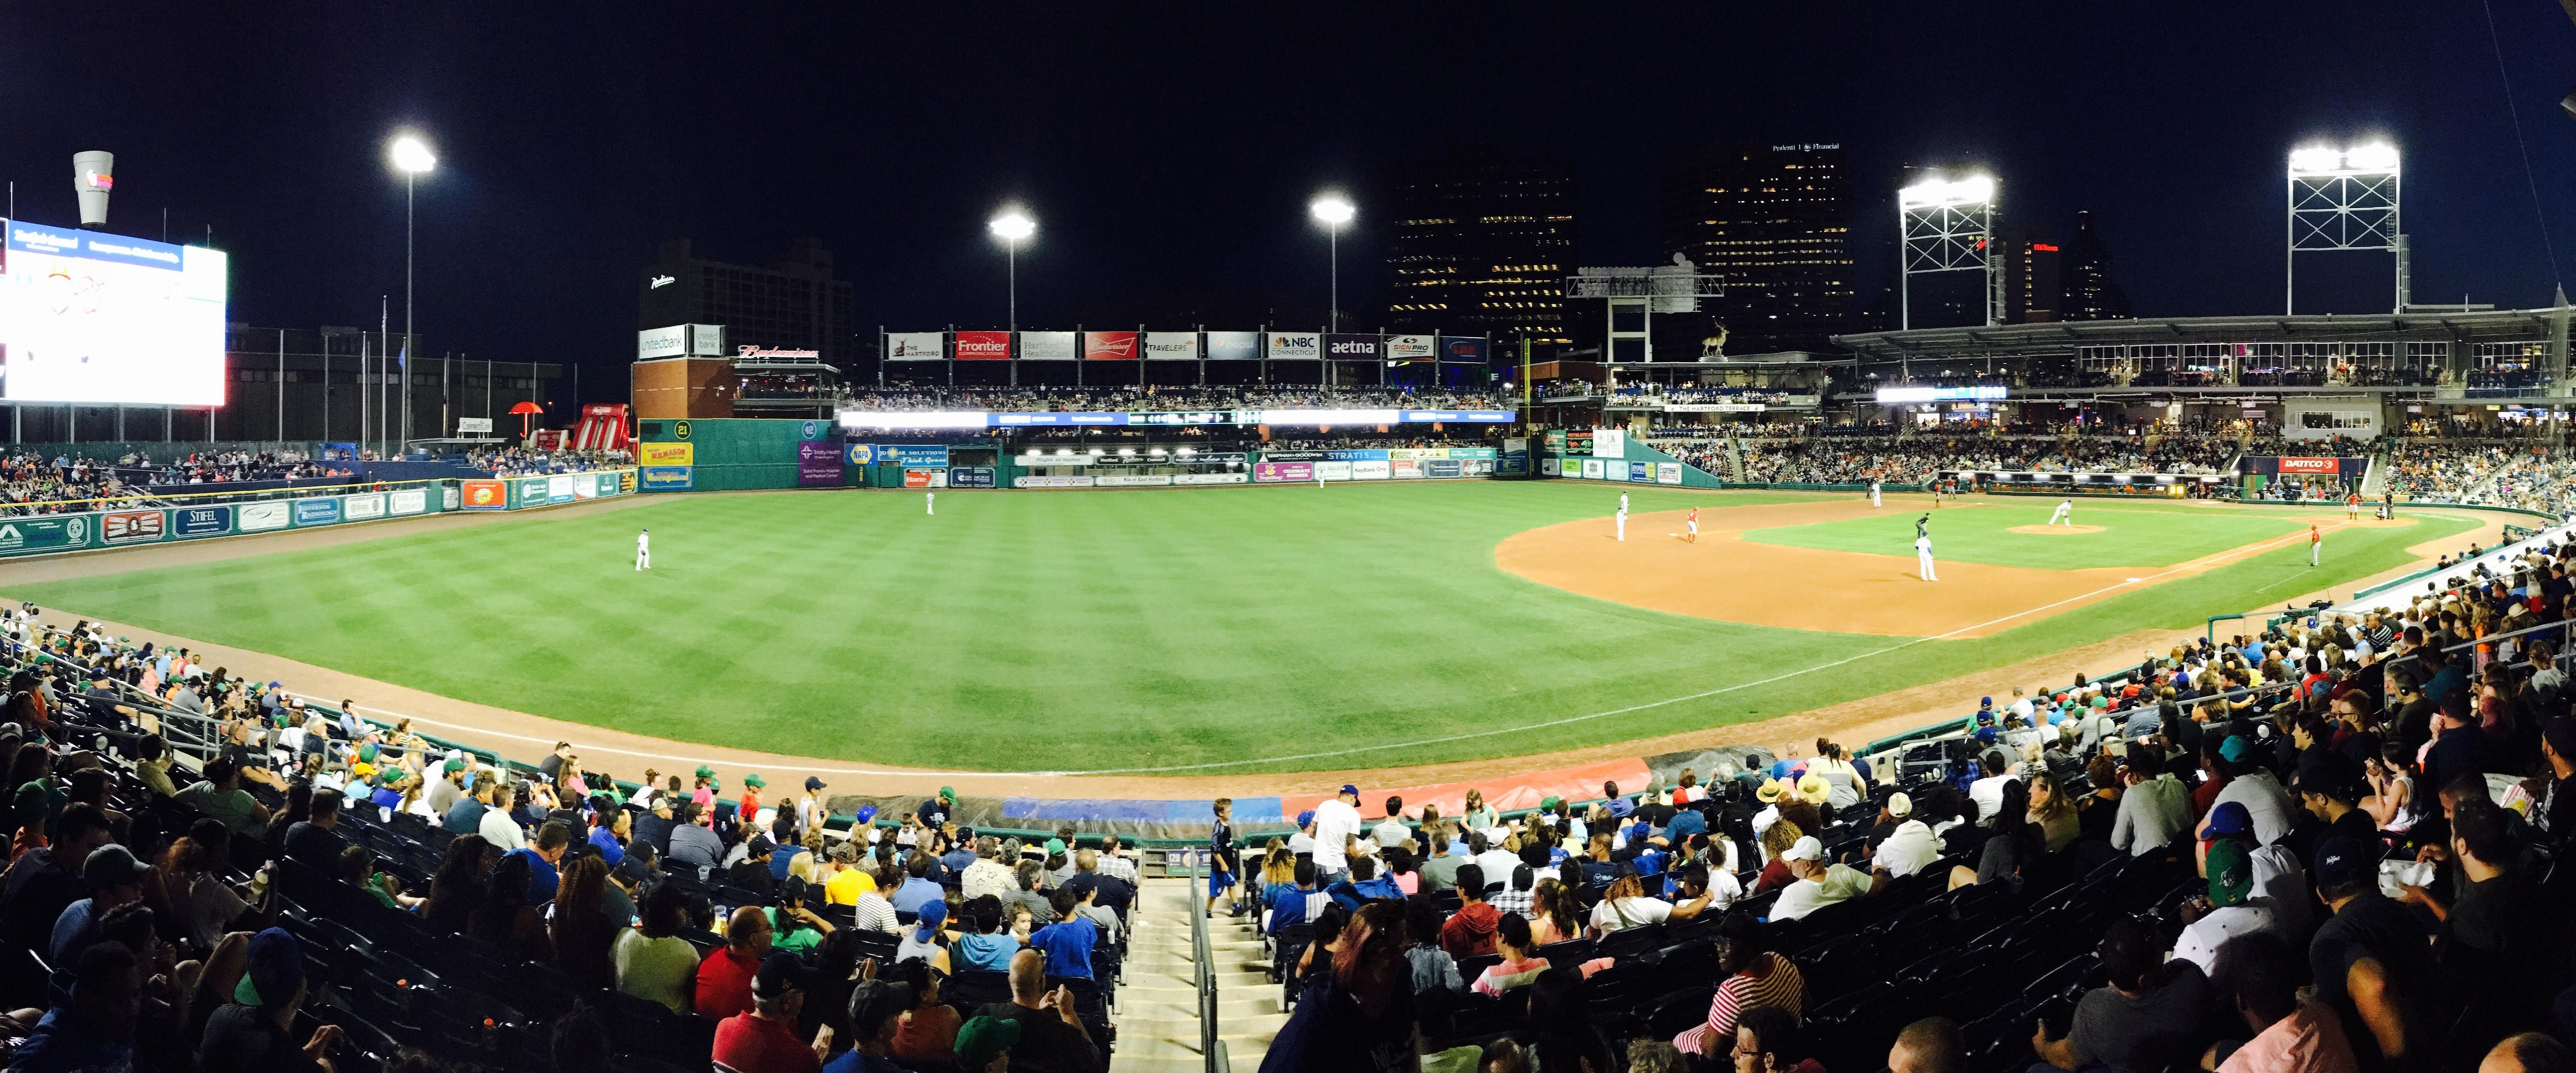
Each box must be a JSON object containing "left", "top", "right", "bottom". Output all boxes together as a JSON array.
[
  {"left": 1915, "top": 514, "right": 1930, "bottom": 540},
  {"left": 1869, "top": 479, "right": 1882, "bottom": 508},
  {"left": 1685, "top": 506, "right": 1700, "bottom": 543},
  {"left": 1916, "top": 533, "right": 1938, "bottom": 581},
  {"left": 926, "top": 491, "right": 936, "bottom": 515},
  {"left": 2346, "top": 491, "right": 2361, "bottom": 521},
  {"left": 2049, "top": 498, "right": 2073, "bottom": 527},
  {"left": 2309, "top": 524, "right": 2322, "bottom": 566},
  {"left": 1615, "top": 506, "right": 1628, "bottom": 542},
  {"left": 1620, "top": 491, "right": 1630, "bottom": 515},
  {"left": 634, "top": 528, "right": 650, "bottom": 571}
]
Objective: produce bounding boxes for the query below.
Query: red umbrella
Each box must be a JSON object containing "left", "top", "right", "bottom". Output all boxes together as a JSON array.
[{"left": 509, "top": 400, "right": 544, "bottom": 437}]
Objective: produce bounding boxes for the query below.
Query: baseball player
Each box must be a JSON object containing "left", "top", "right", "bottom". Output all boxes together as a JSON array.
[
  {"left": 1916, "top": 532, "right": 1938, "bottom": 581},
  {"left": 1615, "top": 505, "right": 1628, "bottom": 542},
  {"left": 1915, "top": 514, "right": 1930, "bottom": 540},
  {"left": 926, "top": 491, "right": 936, "bottom": 515},
  {"left": 2049, "top": 498, "right": 2073, "bottom": 527},
  {"left": 1869, "top": 479, "right": 1882, "bottom": 508},
  {"left": 1685, "top": 506, "right": 1700, "bottom": 543},
  {"left": 1620, "top": 491, "right": 1630, "bottom": 515},
  {"left": 2309, "top": 524, "right": 2322, "bottom": 566},
  {"left": 2346, "top": 491, "right": 2361, "bottom": 521},
  {"left": 634, "top": 528, "right": 650, "bottom": 571}
]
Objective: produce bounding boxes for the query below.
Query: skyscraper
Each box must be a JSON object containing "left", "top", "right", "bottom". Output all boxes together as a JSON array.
[
  {"left": 1660, "top": 143, "right": 1854, "bottom": 354},
  {"left": 1386, "top": 145, "right": 1576, "bottom": 347},
  {"left": 1999, "top": 221, "right": 2062, "bottom": 324},
  {"left": 639, "top": 236, "right": 856, "bottom": 363},
  {"left": 2058, "top": 212, "right": 2131, "bottom": 321}
]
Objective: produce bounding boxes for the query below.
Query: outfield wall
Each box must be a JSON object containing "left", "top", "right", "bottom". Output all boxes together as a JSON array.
[
  {"left": 1537, "top": 427, "right": 1726, "bottom": 487},
  {"left": 0, "top": 467, "right": 640, "bottom": 561}
]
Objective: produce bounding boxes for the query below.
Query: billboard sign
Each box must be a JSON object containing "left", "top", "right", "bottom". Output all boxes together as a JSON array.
[
  {"left": 171, "top": 506, "right": 232, "bottom": 537},
  {"left": 1658, "top": 463, "right": 1683, "bottom": 485},
  {"left": 847, "top": 444, "right": 874, "bottom": 465},
  {"left": 902, "top": 467, "right": 946, "bottom": 489},
  {"left": 0, "top": 516, "right": 84, "bottom": 552},
  {"left": 1440, "top": 336, "right": 1488, "bottom": 363},
  {"left": 1082, "top": 330, "right": 1139, "bottom": 360},
  {"left": 2278, "top": 456, "right": 2339, "bottom": 474},
  {"left": 1144, "top": 332, "right": 1198, "bottom": 360},
  {"left": 239, "top": 501, "right": 290, "bottom": 531},
  {"left": 1629, "top": 461, "right": 1653, "bottom": 482},
  {"left": 0, "top": 219, "right": 229, "bottom": 405},
  {"left": 547, "top": 474, "right": 577, "bottom": 503},
  {"left": 1325, "top": 333, "right": 1381, "bottom": 362},
  {"left": 1252, "top": 461, "right": 1314, "bottom": 482},
  {"left": 1014, "top": 474, "right": 1094, "bottom": 488},
  {"left": 1019, "top": 331, "right": 1076, "bottom": 360},
  {"left": 293, "top": 499, "right": 341, "bottom": 525},
  {"left": 688, "top": 323, "right": 727, "bottom": 356},
  {"left": 1267, "top": 332, "right": 1321, "bottom": 360},
  {"left": 456, "top": 417, "right": 493, "bottom": 434},
  {"left": 878, "top": 445, "right": 949, "bottom": 466},
  {"left": 1205, "top": 331, "right": 1259, "bottom": 360},
  {"left": 461, "top": 479, "right": 507, "bottom": 510},
  {"left": 1384, "top": 334, "right": 1436, "bottom": 361},
  {"left": 638, "top": 442, "right": 694, "bottom": 467},
  {"left": 1592, "top": 428, "right": 1627, "bottom": 458},
  {"left": 343, "top": 493, "right": 388, "bottom": 521},
  {"left": 390, "top": 488, "right": 428, "bottom": 515},
  {"left": 1430, "top": 459, "right": 1465, "bottom": 478},
  {"left": 638, "top": 325, "right": 687, "bottom": 359},
  {"left": 949, "top": 466, "right": 996, "bottom": 488},
  {"left": 797, "top": 441, "right": 842, "bottom": 486},
  {"left": 640, "top": 465, "right": 694, "bottom": 491},
  {"left": 890, "top": 331, "right": 950, "bottom": 360}
]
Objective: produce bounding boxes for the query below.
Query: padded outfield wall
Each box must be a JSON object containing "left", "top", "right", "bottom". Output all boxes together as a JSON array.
[
  {"left": 1537, "top": 428, "right": 1726, "bottom": 487},
  {"left": 633, "top": 417, "right": 839, "bottom": 492}
]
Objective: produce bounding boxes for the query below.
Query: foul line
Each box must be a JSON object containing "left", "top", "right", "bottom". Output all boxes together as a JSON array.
[{"left": 292, "top": 519, "right": 2358, "bottom": 781}]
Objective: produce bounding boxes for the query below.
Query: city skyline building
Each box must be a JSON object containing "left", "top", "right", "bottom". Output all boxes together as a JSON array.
[
  {"left": 1385, "top": 145, "right": 1577, "bottom": 348},
  {"left": 1659, "top": 142, "right": 1855, "bottom": 356},
  {"left": 2058, "top": 211, "right": 2133, "bottom": 321},
  {"left": 639, "top": 236, "right": 856, "bottom": 366}
]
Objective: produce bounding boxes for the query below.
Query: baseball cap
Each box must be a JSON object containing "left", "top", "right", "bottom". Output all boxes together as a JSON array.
[
  {"left": 745, "top": 835, "right": 777, "bottom": 859},
  {"left": 854, "top": 805, "right": 877, "bottom": 825},
  {"left": 1980, "top": 696, "right": 1993, "bottom": 707},
  {"left": 613, "top": 855, "right": 652, "bottom": 887},
  {"left": 1885, "top": 792, "right": 1913, "bottom": 818},
  {"left": 1975, "top": 727, "right": 1999, "bottom": 745},
  {"left": 80, "top": 844, "right": 152, "bottom": 891},
  {"left": 1339, "top": 784, "right": 1360, "bottom": 797},
  {"left": 1043, "top": 838, "right": 1066, "bottom": 856},
  {"left": 1295, "top": 809, "right": 1315, "bottom": 828},
  {"left": 443, "top": 758, "right": 467, "bottom": 774},
  {"left": 2314, "top": 835, "right": 2375, "bottom": 891},
  {"left": 1780, "top": 835, "right": 1824, "bottom": 862},
  {"left": 1539, "top": 795, "right": 1563, "bottom": 813},
  {"left": 952, "top": 1017, "right": 1022, "bottom": 1071},
  {"left": 693, "top": 765, "right": 715, "bottom": 780},
  {"left": 913, "top": 896, "right": 948, "bottom": 940},
  {"left": 750, "top": 952, "right": 812, "bottom": 1000},
  {"left": 2219, "top": 736, "right": 2254, "bottom": 764},
  {"left": 805, "top": 776, "right": 827, "bottom": 792},
  {"left": 12, "top": 783, "right": 46, "bottom": 826},
  {"left": 1974, "top": 710, "right": 1996, "bottom": 727},
  {"left": 845, "top": 978, "right": 913, "bottom": 1032},
  {"left": 2205, "top": 838, "right": 2254, "bottom": 907},
  {"left": 1755, "top": 779, "right": 1784, "bottom": 804},
  {"left": 938, "top": 786, "right": 956, "bottom": 800},
  {"left": 234, "top": 928, "right": 306, "bottom": 1009},
  {"left": 2203, "top": 801, "right": 2254, "bottom": 838},
  {"left": 743, "top": 774, "right": 766, "bottom": 789}
]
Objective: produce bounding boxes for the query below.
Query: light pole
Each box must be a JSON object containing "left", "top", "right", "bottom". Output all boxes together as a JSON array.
[
  {"left": 988, "top": 209, "right": 1035, "bottom": 332},
  {"left": 1310, "top": 194, "right": 1354, "bottom": 332},
  {"left": 1896, "top": 174, "right": 1998, "bottom": 330},
  {"left": 2286, "top": 142, "right": 2401, "bottom": 315},
  {"left": 390, "top": 134, "right": 436, "bottom": 451}
]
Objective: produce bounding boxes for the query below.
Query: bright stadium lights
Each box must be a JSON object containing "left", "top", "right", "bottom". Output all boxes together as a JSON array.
[
  {"left": 1117, "top": 447, "right": 1136, "bottom": 456},
  {"left": 1175, "top": 446, "right": 1195, "bottom": 456},
  {"left": 1897, "top": 170, "right": 2001, "bottom": 329},
  {"left": 1087, "top": 447, "right": 1105, "bottom": 456},
  {"left": 1896, "top": 174, "right": 1993, "bottom": 209},
  {"left": 1310, "top": 193, "right": 1355, "bottom": 332},
  {"left": 387, "top": 132, "right": 436, "bottom": 454},
  {"left": 1148, "top": 448, "right": 1167, "bottom": 456},
  {"left": 838, "top": 410, "right": 985, "bottom": 430},
  {"left": 389, "top": 135, "right": 436, "bottom": 174},
  {"left": 1023, "top": 448, "right": 1042, "bottom": 458},
  {"left": 1053, "top": 448, "right": 1073, "bottom": 456},
  {"left": 2289, "top": 142, "right": 2400, "bottom": 176},
  {"left": 988, "top": 207, "right": 1035, "bottom": 334},
  {"left": 2286, "top": 140, "right": 2403, "bottom": 313}
]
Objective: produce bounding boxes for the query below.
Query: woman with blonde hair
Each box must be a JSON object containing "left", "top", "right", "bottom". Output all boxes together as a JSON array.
[
  {"left": 1258, "top": 841, "right": 1296, "bottom": 888},
  {"left": 1461, "top": 789, "right": 1499, "bottom": 833},
  {"left": 1752, "top": 820, "right": 1803, "bottom": 894},
  {"left": 2025, "top": 773, "right": 2079, "bottom": 852}
]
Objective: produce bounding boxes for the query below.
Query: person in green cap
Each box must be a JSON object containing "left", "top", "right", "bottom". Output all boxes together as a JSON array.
[
  {"left": 739, "top": 774, "right": 766, "bottom": 823},
  {"left": 949, "top": 1015, "right": 1020, "bottom": 1073},
  {"left": 920, "top": 786, "right": 955, "bottom": 829},
  {"left": 2172, "top": 801, "right": 2284, "bottom": 972}
]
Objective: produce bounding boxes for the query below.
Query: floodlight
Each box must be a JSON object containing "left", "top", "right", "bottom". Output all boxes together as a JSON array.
[
  {"left": 1053, "top": 448, "right": 1072, "bottom": 456},
  {"left": 1087, "top": 447, "right": 1105, "bottom": 456},
  {"left": 1898, "top": 175, "right": 1994, "bottom": 209},
  {"left": 389, "top": 135, "right": 436, "bottom": 173},
  {"left": 1117, "top": 447, "right": 1136, "bottom": 456},
  {"left": 2345, "top": 143, "right": 2400, "bottom": 173},
  {"left": 1177, "top": 446, "right": 1196, "bottom": 456},
  {"left": 1148, "top": 448, "right": 1168, "bottom": 456},
  {"left": 1309, "top": 195, "right": 1355, "bottom": 226},
  {"left": 988, "top": 209, "right": 1035, "bottom": 242},
  {"left": 2287, "top": 147, "right": 2343, "bottom": 175}
]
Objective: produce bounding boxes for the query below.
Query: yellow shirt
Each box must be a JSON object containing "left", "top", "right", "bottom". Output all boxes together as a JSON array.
[{"left": 823, "top": 866, "right": 874, "bottom": 906}]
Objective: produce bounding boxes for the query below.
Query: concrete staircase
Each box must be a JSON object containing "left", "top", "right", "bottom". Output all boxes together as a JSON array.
[{"left": 1109, "top": 877, "right": 1286, "bottom": 1072}]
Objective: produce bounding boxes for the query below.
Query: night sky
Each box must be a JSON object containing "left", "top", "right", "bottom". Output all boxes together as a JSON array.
[{"left": 4, "top": 2, "right": 2572, "bottom": 404}]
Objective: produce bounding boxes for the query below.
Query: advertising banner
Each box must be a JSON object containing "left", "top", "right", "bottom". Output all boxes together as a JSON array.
[
  {"left": 1253, "top": 461, "right": 1314, "bottom": 482},
  {"left": 391, "top": 489, "right": 428, "bottom": 515},
  {"left": 1014, "top": 475, "right": 1095, "bottom": 488},
  {"left": 240, "top": 502, "right": 290, "bottom": 531},
  {"left": 951, "top": 330, "right": 1009, "bottom": 360},
  {"left": 1348, "top": 459, "right": 1392, "bottom": 479},
  {"left": 443, "top": 485, "right": 461, "bottom": 510},
  {"left": 689, "top": 324, "right": 728, "bottom": 356},
  {"left": 547, "top": 474, "right": 577, "bottom": 503},
  {"left": 1095, "top": 474, "right": 1173, "bottom": 487},
  {"left": 293, "top": 499, "right": 341, "bottom": 525},
  {"left": 949, "top": 467, "right": 996, "bottom": 488},
  {"left": 1440, "top": 336, "right": 1488, "bottom": 363},
  {"left": 1392, "top": 459, "right": 1421, "bottom": 479},
  {"left": 1325, "top": 333, "right": 1382, "bottom": 362},
  {"left": 880, "top": 445, "right": 949, "bottom": 466},
  {"left": 1399, "top": 410, "right": 1516, "bottom": 423},
  {"left": 343, "top": 494, "right": 388, "bottom": 521},
  {"left": 1267, "top": 332, "right": 1321, "bottom": 361},
  {"left": 1593, "top": 428, "right": 1627, "bottom": 458},
  {"left": 1174, "top": 473, "right": 1247, "bottom": 485},
  {"left": 1384, "top": 334, "right": 1436, "bottom": 362},
  {"left": 170, "top": 506, "right": 232, "bottom": 538},
  {"left": 1019, "top": 331, "right": 1076, "bottom": 360},
  {"left": 1144, "top": 332, "right": 1198, "bottom": 360},
  {"left": 993, "top": 412, "right": 1125, "bottom": 427},
  {"left": 889, "top": 331, "right": 950, "bottom": 360},
  {"left": 1206, "top": 331, "right": 1259, "bottom": 360},
  {"left": 1258, "top": 450, "right": 1327, "bottom": 462},
  {"left": 638, "top": 325, "right": 686, "bottom": 360},
  {"left": 797, "top": 442, "right": 843, "bottom": 486},
  {"left": 572, "top": 476, "right": 599, "bottom": 499},
  {"left": 1563, "top": 429, "right": 1591, "bottom": 455},
  {"left": 461, "top": 480, "right": 507, "bottom": 510},
  {"left": 514, "top": 478, "right": 550, "bottom": 504},
  {"left": 1314, "top": 461, "right": 1354, "bottom": 481},
  {"left": 1082, "top": 330, "right": 1139, "bottom": 360},
  {"left": 2278, "top": 456, "right": 2338, "bottom": 474},
  {"left": 902, "top": 467, "right": 947, "bottom": 489},
  {"left": 1581, "top": 458, "right": 1605, "bottom": 480},
  {"left": 847, "top": 444, "right": 875, "bottom": 465},
  {"left": 1430, "top": 459, "right": 1465, "bottom": 479},
  {"left": 1657, "top": 462, "right": 1683, "bottom": 485},
  {"left": 1324, "top": 449, "right": 1389, "bottom": 461},
  {"left": 638, "top": 442, "right": 694, "bottom": 467},
  {"left": 596, "top": 473, "right": 620, "bottom": 497},
  {"left": 0, "top": 516, "right": 86, "bottom": 552},
  {"left": 1541, "top": 458, "right": 1561, "bottom": 476},
  {"left": 640, "top": 466, "right": 694, "bottom": 491},
  {"left": 1629, "top": 461, "right": 1653, "bottom": 482}
]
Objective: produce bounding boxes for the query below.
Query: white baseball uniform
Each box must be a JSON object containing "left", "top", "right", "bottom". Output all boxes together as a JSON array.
[
  {"left": 926, "top": 491, "right": 935, "bottom": 515},
  {"left": 1620, "top": 492, "right": 1630, "bottom": 514},
  {"left": 1916, "top": 534, "right": 1936, "bottom": 581},
  {"left": 1870, "top": 480, "right": 1882, "bottom": 507},
  {"left": 1616, "top": 508, "right": 1628, "bottom": 542},
  {"left": 635, "top": 531, "right": 650, "bottom": 570},
  {"left": 2050, "top": 500, "right": 2073, "bottom": 526}
]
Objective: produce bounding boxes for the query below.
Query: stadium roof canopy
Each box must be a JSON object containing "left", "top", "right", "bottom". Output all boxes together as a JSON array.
[{"left": 1830, "top": 307, "right": 2563, "bottom": 363}]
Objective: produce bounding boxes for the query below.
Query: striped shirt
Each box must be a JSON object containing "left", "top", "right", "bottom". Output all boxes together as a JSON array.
[{"left": 1672, "top": 953, "right": 1806, "bottom": 1056}]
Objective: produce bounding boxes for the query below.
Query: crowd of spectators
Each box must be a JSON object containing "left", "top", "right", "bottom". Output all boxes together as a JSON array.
[
  {"left": 842, "top": 385, "right": 1509, "bottom": 414},
  {"left": 0, "top": 453, "right": 129, "bottom": 515},
  {"left": 132, "top": 450, "right": 341, "bottom": 487},
  {"left": 1733, "top": 435, "right": 2240, "bottom": 485},
  {"left": 466, "top": 449, "right": 634, "bottom": 477}
]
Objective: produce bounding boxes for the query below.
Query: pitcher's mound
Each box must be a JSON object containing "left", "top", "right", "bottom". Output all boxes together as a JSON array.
[{"left": 2009, "top": 524, "right": 2107, "bottom": 535}]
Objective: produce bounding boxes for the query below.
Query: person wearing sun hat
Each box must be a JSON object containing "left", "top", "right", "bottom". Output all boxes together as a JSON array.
[{"left": 1795, "top": 773, "right": 1831, "bottom": 807}]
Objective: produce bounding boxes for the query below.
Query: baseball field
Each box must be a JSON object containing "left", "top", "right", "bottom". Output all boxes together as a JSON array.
[{"left": 0, "top": 482, "right": 2481, "bottom": 774}]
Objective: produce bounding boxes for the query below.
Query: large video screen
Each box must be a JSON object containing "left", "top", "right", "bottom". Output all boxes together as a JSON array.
[{"left": 0, "top": 220, "right": 229, "bottom": 406}]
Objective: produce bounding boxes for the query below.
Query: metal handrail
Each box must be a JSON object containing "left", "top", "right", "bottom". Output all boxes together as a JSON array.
[{"left": 1190, "top": 856, "right": 1231, "bottom": 1073}]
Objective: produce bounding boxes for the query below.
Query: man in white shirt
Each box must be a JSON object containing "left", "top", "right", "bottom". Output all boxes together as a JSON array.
[
  {"left": 1769, "top": 837, "right": 1888, "bottom": 921},
  {"left": 1469, "top": 832, "right": 1521, "bottom": 894},
  {"left": 1309, "top": 785, "right": 1365, "bottom": 885},
  {"left": 2006, "top": 688, "right": 2036, "bottom": 726},
  {"left": 2171, "top": 830, "right": 2285, "bottom": 972},
  {"left": 2197, "top": 738, "right": 2296, "bottom": 847},
  {"left": 1872, "top": 794, "right": 1941, "bottom": 877},
  {"left": 1967, "top": 752, "right": 2016, "bottom": 826},
  {"left": 1370, "top": 797, "right": 1411, "bottom": 849}
]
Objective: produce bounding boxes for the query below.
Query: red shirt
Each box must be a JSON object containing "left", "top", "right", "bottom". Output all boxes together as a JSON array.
[
  {"left": 710, "top": 1011, "right": 818, "bottom": 1073},
  {"left": 694, "top": 946, "right": 760, "bottom": 1020},
  {"left": 1440, "top": 901, "right": 1500, "bottom": 961}
]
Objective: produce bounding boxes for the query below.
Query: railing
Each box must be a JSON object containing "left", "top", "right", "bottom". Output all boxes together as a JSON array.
[{"left": 1190, "top": 856, "right": 1230, "bottom": 1073}]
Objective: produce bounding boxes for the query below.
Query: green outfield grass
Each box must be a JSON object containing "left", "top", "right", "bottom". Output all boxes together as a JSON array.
[
  {"left": 1740, "top": 500, "right": 2311, "bottom": 569},
  {"left": 1, "top": 485, "right": 2479, "bottom": 774}
]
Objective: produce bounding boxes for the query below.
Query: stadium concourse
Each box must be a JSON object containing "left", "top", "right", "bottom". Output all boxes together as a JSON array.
[{"left": 1, "top": 489, "right": 2575, "bottom": 1073}]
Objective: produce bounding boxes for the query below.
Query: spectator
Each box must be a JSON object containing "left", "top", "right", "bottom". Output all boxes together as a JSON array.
[
  {"left": 1267, "top": 858, "right": 1324, "bottom": 936},
  {"left": 950, "top": 1016, "right": 1021, "bottom": 1073},
  {"left": 1027, "top": 888, "right": 1096, "bottom": 979},
  {"left": 548, "top": 855, "right": 617, "bottom": 988},
  {"left": 955, "top": 896, "right": 1016, "bottom": 972},
  {"left": 1372, "top": 797, "right": 1410, "bottom": 848},
  {"left": 47, "top": 843, "right": 151, "bottom": 968},
  {"left": 2031, "top": 918, "right": 2211, "bottom": 1073},
  {"left": 2113, "top": 753, "right": 2194, "bottom": 856},
  {"left": 961, "top": 837, "right": 1014, "bottom": 902},
  {"left": 2309, "top": 836, "right": 2433, "bottom": 1071},
  {"left": 2199, "top": 737, "right": 2298, "bottom": 847},
  {"left": 614, "top": 883, "right": 700, "bottom": 1012},
  {"left": 697, "top": 904, "right": 774, "bottom": 1020},
  {"left": 175, "top": 755, "right": 271, "bottom": 836},
  {"left": 2173, "top": 823, "right": 2289, "bottom": 973},
  {"left": 1773, "top": 835, "right": 1886, "bottom": 920},
  {"left": 1889, "top": 1018, "right": 1965, "bottom": 1073},
  {"left": 667, "top": 803, "right": 722, "bottom": 871},
  {"left": 1733, "top": 1005, "right": 1816, "bottom": 1073},
  {"left": 1418, "top": 831, "right": 1464, "bottom": 892},
  {"left": 0, "top": 803, "right": 112, "bottom": 954},
  {"left": 10, "top": 941, "right": 142, "bottom": 1073},
  {"left": 887, "top": 956, "right": 962, "bottom": 1065},
  {"left": 968, "top": 949, "right": 1100, "bottom": 1073},
  {"left": 511, "top": 819, "right": 572, "bottom": 905},
  {"left": 199, "top": 929, "right": 342, "bottom": 1073},
  {"left": 1311, "top": 784, "right": 1365, "bottom": 886},
  {"left": 710, "top": 954, "right": 833, "bottom": 1073},
  {"left": 2206, "top": 933, "right": 2358, "bottom": 1073},
  {"left": 1260, "top": 900, "right": 1415, "bottom": 1073},
  {"left": 468, "top": 850, "right": 551, "bottom": 960},
  {"left": 888, "top": 853, "right": 944, "bottom": 916},
  {"left": 1873, "top": 794, "right": 1941, "bottom": 877},
  {"left": 1468, "top": 913, "right": 1548, "bottom": 997},
  {"left": 1438, "top": 864, "right": 1499, "bottom": 959},
  {"left": 2482, "top": 1035, "right": 2576, "bottom": 1073},
  {"left": 1402, "top": 897, "right": 1462, "bottom": 996},
  {"left": 1675, "top": 912, "right": 1806, "bottom": 1057},
  {"left": 421, "top": 834, "right": 491, "bottom": 933}
]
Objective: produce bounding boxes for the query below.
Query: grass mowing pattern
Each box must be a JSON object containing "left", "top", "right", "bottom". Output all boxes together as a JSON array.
[
  {"left": 1, "top": 485, "right": 2475, "bottom": 774},
  {"left": 1740, "top": 500, "right": 2307, "bottom": 569}
]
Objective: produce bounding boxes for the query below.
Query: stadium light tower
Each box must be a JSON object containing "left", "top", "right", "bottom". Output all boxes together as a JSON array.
[
  {"left": 389, "top": 133, "right": 436, "bottom": 452},
  {"left": 1309, "top": 194, "right": 1355, "bottom": 332},
  {"left": 2286, "top": 142, "right": 2402, "bottom": 314},
  {"left": 988, "top": 208, "right": 1035, "bottom": 333},
  {"left": 1898, "top": 173, "right": 1999, "bottom": 330}
]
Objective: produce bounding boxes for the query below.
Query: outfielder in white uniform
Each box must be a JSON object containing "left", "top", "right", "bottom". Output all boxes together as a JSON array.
[
  {"left": 1615, "top": 507, "right": 1628, "bottom": 542},
  {"left": 634, "top": 528, "right": 650, "bottom": 570},
  {"left": 2049, "top": 499, "right": 2073, "bottom": 527},
  {"left": 1619, "top": 492, "right": 1630, "bottom": 515},
  {"left": 926, "top": 491, "right": 936, "bottom": 515},
  {"left": 1870, "top": 479, "right": 1882, "bottom": 508},
  {"left": 1916, "top": 534, "right": 1937, "bottom": 581}
]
